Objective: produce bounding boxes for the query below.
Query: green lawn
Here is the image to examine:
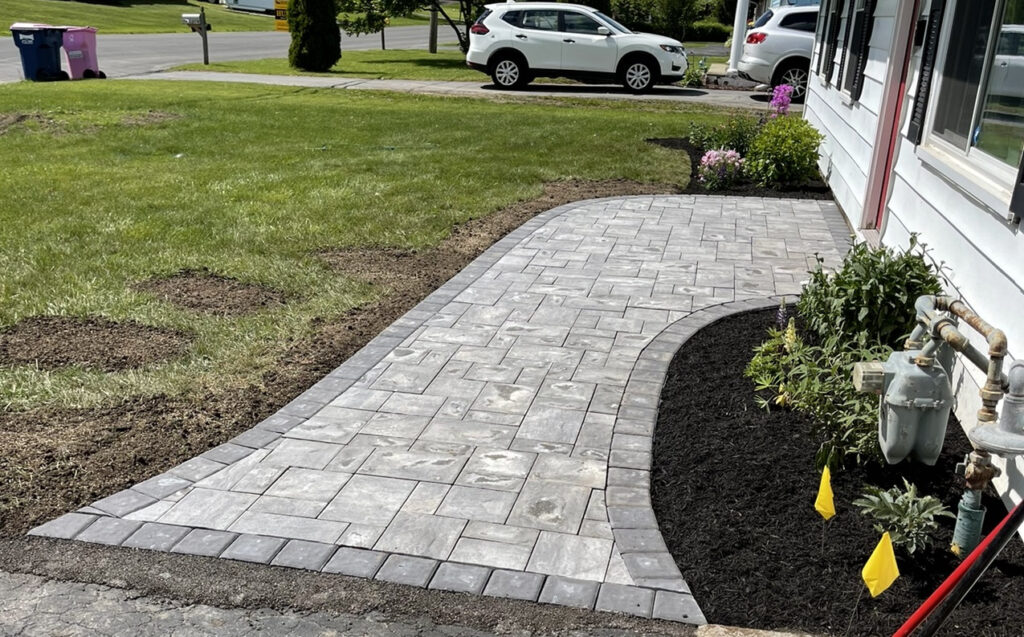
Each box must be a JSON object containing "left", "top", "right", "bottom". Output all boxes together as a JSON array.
[
  {"left": 0, "top": 80, "right": 727, "bottom": 410},
  {"left": 177, "top": 50, "right": 480, "bottom": 81},
  {"left": 3, "top": 0, "right": 274, "bottom": 33}
]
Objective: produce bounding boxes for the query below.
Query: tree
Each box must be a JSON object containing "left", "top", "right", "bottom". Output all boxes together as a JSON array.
[
  {"left": 288, "top": 0, "right": 341, "bottom": 72},
  {"left": 336, "top": 0, "right": 485, "bottom": 52}
]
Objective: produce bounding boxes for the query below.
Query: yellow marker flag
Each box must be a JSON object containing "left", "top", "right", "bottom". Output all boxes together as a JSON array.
[
  {"left": 814, "top": 466, "right": 835, "bottom": 520},
  {"left": 862, "top": 532, "right": 900, "bottom": 597}
]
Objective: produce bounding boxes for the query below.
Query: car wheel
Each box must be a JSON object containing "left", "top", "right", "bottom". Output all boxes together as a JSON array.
[
  {"left": 621, "top": 58, "right": 656, "bottom": 93},
  {"left": 774, "top": 62, "right": 809, "bottom": 103},
  {"left": 490, "top": 55, "right": 529, "bottom": 90}
]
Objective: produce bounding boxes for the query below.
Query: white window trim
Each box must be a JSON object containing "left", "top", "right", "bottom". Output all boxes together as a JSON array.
[{"left": 917, "top": 0, "right": 1020, "bottom": 216}]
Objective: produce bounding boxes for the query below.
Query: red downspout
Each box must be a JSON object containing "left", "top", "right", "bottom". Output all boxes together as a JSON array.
[{"left": 874, "top": 0, "right": 922, "bottom": 229}]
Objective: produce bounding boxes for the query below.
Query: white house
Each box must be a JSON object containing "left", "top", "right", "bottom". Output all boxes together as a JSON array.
[{"left": 802, "top": 0, "right": 1024, "bottom": 504}]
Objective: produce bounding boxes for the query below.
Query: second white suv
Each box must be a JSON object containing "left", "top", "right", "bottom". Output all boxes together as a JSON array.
[
  {"left": 737, "top": 5, "right": 818, "bottom": 102},
  {"left": 466, "top": 2, "right": 687, "bottom": 93}
]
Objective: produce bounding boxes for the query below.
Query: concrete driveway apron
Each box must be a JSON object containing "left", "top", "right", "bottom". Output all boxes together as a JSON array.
[{"left": 30, "top": 195, "right": 847, "bottom": 624}]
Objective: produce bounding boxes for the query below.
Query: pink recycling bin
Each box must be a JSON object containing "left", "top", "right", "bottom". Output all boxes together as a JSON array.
[{"left": 61, "top": 27, "right": 104, "bottom": 79}]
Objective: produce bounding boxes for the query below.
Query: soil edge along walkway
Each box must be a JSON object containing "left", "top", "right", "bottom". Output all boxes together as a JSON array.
[{"left": 29, "top": 195, "right": 848, "bottom": 623}]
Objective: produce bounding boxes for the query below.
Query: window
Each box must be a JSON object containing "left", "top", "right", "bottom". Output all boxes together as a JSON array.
[
  {"left": 520, "top": 10, "right": 558, "bottom": 31},
  {"left": 562, "top": 11, "right": 602, "bottom": 35},
  {"left": 501, "top": 10, "right": 521, "bottom": 26},
  {"left": 780, "top": 11, "right": 818, "bottom": 32},
  {"left": 753, "top": 11, "right": 774, "bottom": 28},
  {"left": 929, "top": 0, "right": 1024, "bottom": 172}
]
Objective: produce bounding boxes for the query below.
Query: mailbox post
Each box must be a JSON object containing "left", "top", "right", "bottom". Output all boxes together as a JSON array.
[{"left": 181, "top": 8, "right": 210, "bottom": 65}]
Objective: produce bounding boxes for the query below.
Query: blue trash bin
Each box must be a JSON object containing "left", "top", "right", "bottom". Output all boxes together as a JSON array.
[{"left": 10, "top": 23, "right": 68, "bottom": 81}]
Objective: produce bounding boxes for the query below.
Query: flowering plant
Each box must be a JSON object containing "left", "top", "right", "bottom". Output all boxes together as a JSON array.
[
  {"left": 697, "top": 149, "right": 744, "bottom": 190},
  {"left": 770, "top": 84, "right": 794, "bottom": 117}
]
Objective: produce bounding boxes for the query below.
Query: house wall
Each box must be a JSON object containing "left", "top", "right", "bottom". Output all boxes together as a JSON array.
[
  {"left": 805, "top": 0, "right": 900, "bottom": 226},
  {"left": 806, "top": 0, "right": 1024, "bottom": 506}
]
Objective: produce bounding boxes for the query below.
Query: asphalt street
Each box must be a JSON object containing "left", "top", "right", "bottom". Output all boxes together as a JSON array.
[{"left": 1, "top": 26, "right": 460, "bottom": 84}]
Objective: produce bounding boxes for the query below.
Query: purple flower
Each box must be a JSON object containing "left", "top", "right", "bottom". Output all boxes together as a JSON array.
[{"left": 771, "top": 84, "right": 794, "bottom": 116}]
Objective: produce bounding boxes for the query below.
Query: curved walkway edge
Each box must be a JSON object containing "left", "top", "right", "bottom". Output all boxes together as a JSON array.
[{"left": 29, "top": 195, "right": 848, "bottom": 625}]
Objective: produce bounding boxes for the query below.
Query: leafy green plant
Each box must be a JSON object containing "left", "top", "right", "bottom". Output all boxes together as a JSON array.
[
  {"left": 687, "top": 114, "right": 763, "bottom": 155},
  {"left": 682, "top": 57, "right": 708, "bottom": 88},
  {"left": 745, "top": 116, "right": 824, "bottom": 187},
  {"left": 745, "top": 321, "right": 888, "bottom": 468},
  {"left": 798, "top": 237, "right": 943, "bottom": 350},
  {"left": 854, "top": 479, "right": 955, "bottom": 554}
]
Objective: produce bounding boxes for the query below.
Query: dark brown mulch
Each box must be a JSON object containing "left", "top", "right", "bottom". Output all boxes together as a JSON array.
[
  {"left": 647, "top": 137, "right": 833, "bottom": 200},
  {"left": 652, "top": 308, "right": 1024, "bottom": 636},
  {"left": 0, "top": 178, "right": 680, "bottom": 539},
  {"left": 134, "top": 268, "right": 287, "bottom": 316},
  {"left": 0, "top": 316, "right": 190, "bottom": 373}
]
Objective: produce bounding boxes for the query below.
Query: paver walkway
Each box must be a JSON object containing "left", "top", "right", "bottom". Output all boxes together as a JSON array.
[{"left": 30, "top": 195, "right": 847, "bottom": 624}]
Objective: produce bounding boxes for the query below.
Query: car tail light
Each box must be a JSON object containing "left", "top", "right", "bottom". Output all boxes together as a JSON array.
[
  {"left": 471, "top": 24, "right": 489, "bottom": 35},
  {"left": 746, "top": 32, "right": 767, "bottom": 44}
]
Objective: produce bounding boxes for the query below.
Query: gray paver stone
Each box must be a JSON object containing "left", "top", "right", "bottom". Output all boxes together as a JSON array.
[
  {"left": 221, "top": 534, "right": 287, "bottom": 564},
  {"left": 122, "top": 522, "right": 191, "bottom": 551},
  {"left": 538, "top": 576, "right": 600, "bottom": 610},
  {"left": 612, "top": 529, "right": 667, "bottom": 553},
  {"left": 595, "top": 583, "right": 655, "bottom": 618},
  {"left": 621, "top": 551, "right": 680, "bottom": 579},
  {"left": 271, "top": 540, "right": 337, "bottom": 571},
  {"left": 483, "top": 570, "right": 546, "bottom": 601},
  {"left": 653, "top": 590, "right": 706, "bottom": 624},
  {"left": 74, "top": 517, "right": 142, "bottom": 546},
  {"left": 170, "top": 529, "right": 238, "bottom": 557},
  {"left": 27, "top": 513, "right": 97, "bottom": 540},
  {"left": 322, "top": 547, "right": 388, "bottom": 578},
  {"left": 202, "top": 443, "right": 254, "bottom": 465},
  {"left": 132, "top": 474, "right": 193, "bottom": 500},
  {"left": 375, "top": 555, "right": 438, "bottom": 588},
  {"left": 91, "top": 489, "right": 158, "bottom": 518},
  {"left": 428, "top": 562, "right": 492, "bottom": 594}
]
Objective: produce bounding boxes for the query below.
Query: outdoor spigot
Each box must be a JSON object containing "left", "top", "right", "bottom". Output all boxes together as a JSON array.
[{"left": 951, "top": 450, "right": 1000, "bottom": 556}]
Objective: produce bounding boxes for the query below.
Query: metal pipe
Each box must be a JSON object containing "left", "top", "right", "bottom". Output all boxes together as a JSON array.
[{"left": 915, "top": 295, "right": 1009, "bottom": 421}]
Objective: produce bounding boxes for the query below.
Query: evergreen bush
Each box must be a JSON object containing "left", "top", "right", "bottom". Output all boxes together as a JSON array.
[{"left": 288, "top": 0, "right": 341, "bottom": 72}]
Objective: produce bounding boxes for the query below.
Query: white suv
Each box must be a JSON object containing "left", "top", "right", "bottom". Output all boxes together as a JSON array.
[
  {"left": 466, "top": 2, "right": 687, "bottom": 93},
  {"left": 737, "top": 5, "right": 818, "bottom": 102}
]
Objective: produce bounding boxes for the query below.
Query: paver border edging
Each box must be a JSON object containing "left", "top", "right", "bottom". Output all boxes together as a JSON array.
[{"left": 607, "top": 297, "right": 785, "bottom": 601}]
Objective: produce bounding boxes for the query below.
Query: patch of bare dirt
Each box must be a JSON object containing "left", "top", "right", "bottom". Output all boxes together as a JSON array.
[
  {"left": 0, "top": 316, "right": 190, "bottom": 373},
  {"left": 120, "top": 110, "right": 181, "bottom": 126},
  {"left": 0, "top": 113, "right": 57, "bottom": 136},
  {"left": 0, "top": 179, "right": 675, "bottom": 539},
  {"left": 135, "top": 268, "right": 286, "bottom": 316}
]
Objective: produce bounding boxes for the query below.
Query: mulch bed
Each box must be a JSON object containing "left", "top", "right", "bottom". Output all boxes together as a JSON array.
[
  {"left": 652, "top": 307, "right": 1024, "bottom": 636},
  {"left": 0, "top": 316, "right": 190, "bottom": 372},
  {"left": 647, "top": 137, "right": 833, "bottom": 200}
]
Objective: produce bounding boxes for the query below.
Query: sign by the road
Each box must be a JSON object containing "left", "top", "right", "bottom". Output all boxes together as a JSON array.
[{"left": 274, "top": 0, "right": 288, "bottom": 31}]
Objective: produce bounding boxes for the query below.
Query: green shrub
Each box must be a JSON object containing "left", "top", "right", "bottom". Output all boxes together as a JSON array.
[
  {"left": 854, "top": 479, "right": 955, "bottom": 554},
  {"left": 798, "top": 237, "right": 943, "bottom": 350},
  {"left": 687, "top": 113, "right": 763, "bottom": 155},
  {"left": 685, "top": 19, "right": 731, "bottom": 42},
  {"left": 288, "top": 0, "right": 342, "bottom": 72},
  {"left": 745, "top": 115, "right": 824, "bottom": 187}
]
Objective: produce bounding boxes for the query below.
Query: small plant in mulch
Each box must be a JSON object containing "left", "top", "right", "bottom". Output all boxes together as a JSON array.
[
  {"left": 696, "top": 148, "right": 744, "bottom": 191},
  {"left": 682, "top": 56, "right": 709, "bottom": 88},
  {"left": 854, "top": 479, "right": 956, "bottom": 555}
]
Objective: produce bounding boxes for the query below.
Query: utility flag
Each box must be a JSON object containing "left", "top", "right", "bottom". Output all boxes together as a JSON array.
[
  {"left": 862, "top": 532, "right": 900, "bottom": 597},
  {"left": 815, "top": 466, "right": 835, "bottom": 520}
]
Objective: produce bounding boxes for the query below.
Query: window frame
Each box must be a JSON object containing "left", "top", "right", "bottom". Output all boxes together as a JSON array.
[
  {"left": 916, "top": 0, "right": 1024, "bottom": 220},
  {"left": 921, "top": 0, "right": 1021, "bottom": 192}
]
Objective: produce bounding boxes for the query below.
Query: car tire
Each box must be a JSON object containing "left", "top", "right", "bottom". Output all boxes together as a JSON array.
[
  {"left": 490, "top": 54, "right": 530, "bottom": 90},
  {"left": 773, "top": 60, "right": 810, "bottom": 103},
  {"left": 620, "top": 57, "right": 656, "bottom": 93}
]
